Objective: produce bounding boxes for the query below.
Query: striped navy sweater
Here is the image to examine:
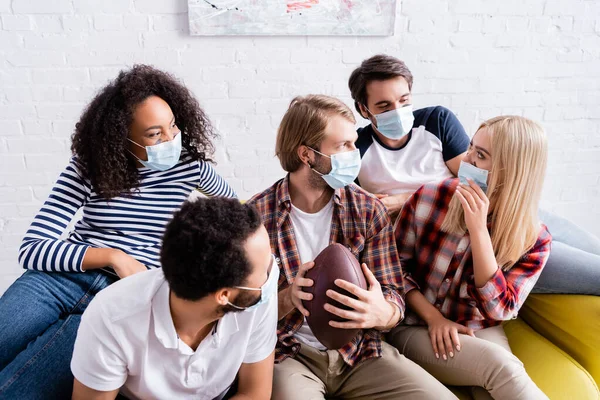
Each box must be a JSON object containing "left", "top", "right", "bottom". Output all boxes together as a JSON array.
[{"left": 18, "top": 152, "right": 236, "bottom": 272}]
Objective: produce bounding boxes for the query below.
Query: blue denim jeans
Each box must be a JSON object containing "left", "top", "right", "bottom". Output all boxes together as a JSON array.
[
  {"left": 0, "top": 269, "right": 117, "bottom": 399},
  {"left": 533, "top": 210, "right": 600, "bottom": 295}
]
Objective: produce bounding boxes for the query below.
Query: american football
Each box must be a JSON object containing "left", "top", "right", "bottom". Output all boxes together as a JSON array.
[{"left": 302, "top": 243, "right": 367, "bottom": 350}]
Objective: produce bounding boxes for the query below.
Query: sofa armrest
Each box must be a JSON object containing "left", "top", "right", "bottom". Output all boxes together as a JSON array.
[
  {"left": 519, "top": 294, "right": 600, "bottom": 387},
  {"left": 505, "top": 318, "right": 599, "bottom": 399}
]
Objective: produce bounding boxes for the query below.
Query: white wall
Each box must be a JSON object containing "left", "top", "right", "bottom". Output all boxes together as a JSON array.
[{"left": 1, "top": 0, "right": 599, "bottom": 293}]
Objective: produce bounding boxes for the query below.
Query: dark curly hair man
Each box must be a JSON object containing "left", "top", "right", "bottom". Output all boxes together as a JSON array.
[
  {"left": 162, "top": 197, "right": 263, "bottom": 303},
  {"left": 71, "top": 197, "right": 278, "bottom": 400}
]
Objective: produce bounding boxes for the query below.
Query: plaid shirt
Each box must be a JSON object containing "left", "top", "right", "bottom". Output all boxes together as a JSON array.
[
  {"left": 248, "top": 176, "right": 404, "bottom": 367},
  {"left": 395, "top": 178, "right": 551, "bottom": 330}
]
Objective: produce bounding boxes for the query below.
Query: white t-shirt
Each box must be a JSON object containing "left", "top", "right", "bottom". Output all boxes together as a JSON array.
[
  {"left": 289, "top": 198, "right": 334, "bottom": 350},
  {"left": 356, "top": 106, "right": 470, "bottom": 195},
  {"left": 71, "top": 268, "right": 277, "bottom": 400}
]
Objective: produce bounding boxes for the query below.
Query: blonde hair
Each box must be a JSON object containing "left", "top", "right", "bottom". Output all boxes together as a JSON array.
[
  {"left": 275, "top": 95, "right": 356, "bottom": 172},
  {"left": 441, "top": 116, "right": 548, "bottom": 270}
]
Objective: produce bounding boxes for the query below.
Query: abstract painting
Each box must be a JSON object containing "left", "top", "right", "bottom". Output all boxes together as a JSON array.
[{"left": 188, "top": 0, "right": 397, "bottom": 36}]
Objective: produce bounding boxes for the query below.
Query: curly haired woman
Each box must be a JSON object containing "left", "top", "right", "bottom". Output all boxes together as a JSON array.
[{"left": 0, "top": 65, "right": 236, "bottom": 398}]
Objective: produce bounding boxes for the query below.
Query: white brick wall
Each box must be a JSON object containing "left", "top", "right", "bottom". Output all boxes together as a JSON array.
[{"left": 1, "top": 0, "right": 599, "bottom": 293}]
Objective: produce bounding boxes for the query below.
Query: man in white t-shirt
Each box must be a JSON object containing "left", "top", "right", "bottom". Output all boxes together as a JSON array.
[
  {"left": 249, "top": 95, "right": 456, "bottom": 399},
  {"left": 70, "top": 197, "right": 278, "bottom": 400},
  {"left": 349, "top": 54, "right": 470, "bottom": 216}
]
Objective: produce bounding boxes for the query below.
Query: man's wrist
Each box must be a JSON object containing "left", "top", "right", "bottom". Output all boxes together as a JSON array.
[
  {"left": 287, "top": 287, "right": 295, "bottom": 310},
  {"left": 376, "top": 301, "right": 398, "bottom": 330},
  {"left": 284, "top": 287, "right": 296, "bottom": 313},
  {"left": 277, "top": 287, "right": 296, "bottom": 320}
]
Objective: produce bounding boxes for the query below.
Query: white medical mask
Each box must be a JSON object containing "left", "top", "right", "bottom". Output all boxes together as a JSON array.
[
  {"left": 308, "top": 147, "right": 361, "bottom": 190},
  {"left": 128, "top": 132, "right": 182, "bottom": 171},
  {"left": 228, "top": 256, "right": 279, "bottom": 311},
  {"left": 368, "top": 105, "right": 415, "bottom": 140},
  {"left": 458, "top": 161, "right": 489, "bottom": 193}
]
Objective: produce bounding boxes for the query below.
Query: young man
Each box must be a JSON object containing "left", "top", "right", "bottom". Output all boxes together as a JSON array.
[
  {"left": 70, "top": 198, "right": 277, "bottom": 400},
  {"left": 249, "top": 95, "right": 456, "bottom": 399},
  {"left": 349, "top": 54, "right": 470, "bottom": 215}
]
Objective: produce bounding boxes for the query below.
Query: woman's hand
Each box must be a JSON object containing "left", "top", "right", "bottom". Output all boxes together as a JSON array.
[
  {"left": 455, "top": 179, "right": 489, "bottom": 234},
  {"left": 375, "top": 193, "right": 413, "bottom": 216},
  {"left": 426, "top": 314, "right": 475, "bottom": 360},
  {"left": 109, "top": 250, "right": 148, "bottom": 279}
]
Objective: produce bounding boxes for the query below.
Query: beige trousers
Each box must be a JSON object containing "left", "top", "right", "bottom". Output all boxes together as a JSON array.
[
  {"left": 388, "top": 325, "right": 548, "bottom": 400},
  {"left": 272, "top": 341, "right": 457, "bottom": 400}
]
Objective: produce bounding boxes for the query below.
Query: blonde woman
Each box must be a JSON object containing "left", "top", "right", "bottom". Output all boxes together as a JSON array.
[{"left": 389, "top": 116, "right": 550, "bottom": 399}]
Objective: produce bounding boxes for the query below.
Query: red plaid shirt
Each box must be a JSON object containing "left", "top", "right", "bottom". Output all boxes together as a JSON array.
[
  {"left": 248, "top": 176, "right": 404, "bottom": 367},
  {"left": 395, "top": 178, "right": 551, "bottom": 330}
]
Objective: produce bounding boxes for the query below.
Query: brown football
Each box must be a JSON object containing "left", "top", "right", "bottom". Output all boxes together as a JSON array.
[{"left": 302, "top": 243, "right": 367, "bottom": 350}]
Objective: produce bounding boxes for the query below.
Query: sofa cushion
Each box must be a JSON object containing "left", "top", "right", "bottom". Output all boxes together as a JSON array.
[
  {"left": 504, "top": 318, "right": 599, "bottom": 399},
  {"left": 519, "top": 294, "right": 600, "bottom": 387}
]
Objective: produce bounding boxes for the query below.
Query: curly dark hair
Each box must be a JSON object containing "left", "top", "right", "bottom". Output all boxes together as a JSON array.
[
  {"left": 71, "top": 64, "right": 217, "bottom": 199},
  {"left": 161, "top": 197, "right": 263, "bottom": 301},
  {"left": 348, "top": 54, "right": 413, "bottom": 117}
]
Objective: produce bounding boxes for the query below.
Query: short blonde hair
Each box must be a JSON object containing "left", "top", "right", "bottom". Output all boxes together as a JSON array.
[
  {"left": 441, "top": 115, "right": 548, "bottom": 270},
  {"left": 275, "top": 95, "right": 356, "bottom": 172}
]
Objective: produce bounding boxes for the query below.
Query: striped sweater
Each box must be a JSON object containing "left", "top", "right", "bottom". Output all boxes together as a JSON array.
[{"left": 18, "top": 152, "right": 236, "bottom": 273}]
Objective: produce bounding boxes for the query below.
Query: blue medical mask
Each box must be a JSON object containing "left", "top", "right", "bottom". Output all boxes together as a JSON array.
[
  {"left": 128, "top": 132, "right": 182, "bottom": 171},
  {"left": 228, "top": 256, "right": 280, "bottom": 312},
  {"left": 458, "top": 161, "right": 489, "bottom": 193},
  {"left": 368, "top": 105, "right": 415, "bottom": 140},
  {"left": 308, "top": 147, "right": 361, "bottom": 190}
]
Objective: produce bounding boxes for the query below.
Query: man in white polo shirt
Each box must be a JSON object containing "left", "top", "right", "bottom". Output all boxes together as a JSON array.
[
  {"left": 70, "top": 197, "right": 278, "bottom": 400},
  {"left": 348, "top": 54, "right": 470, "bottom": 216}
]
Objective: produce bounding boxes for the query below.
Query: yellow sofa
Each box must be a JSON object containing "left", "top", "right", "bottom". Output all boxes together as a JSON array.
[{"left": 450, "top": 294, "right": 600, "bottom": 399}]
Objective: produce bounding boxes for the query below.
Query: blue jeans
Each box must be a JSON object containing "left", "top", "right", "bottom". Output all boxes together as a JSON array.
[
  {"left": 0, "top": 269, "right": 117, "bottom": 399},
  {"left": 533, "top": 210, "right": 600, "bottom": 295}
]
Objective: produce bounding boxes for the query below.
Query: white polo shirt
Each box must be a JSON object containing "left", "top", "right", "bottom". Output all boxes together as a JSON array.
[{"left": 71, "top": 268, "right": 277, "bottom": 400}]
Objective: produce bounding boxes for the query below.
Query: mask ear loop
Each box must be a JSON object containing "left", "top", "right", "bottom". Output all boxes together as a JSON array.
[
  {"left": 306, "top": 146, "right": 331, "bottom": 159},
  {"left": 126, "top": 138, "right": 147, "bottom": 162},
  {"left": 305, "top": 147, "right": 330, "bottom": 176},
  {"left": 127, "top": 138, "right": 146, "bottom": 149},
  {"left": 361, "top": 104, "right": 380, "bottom": 131},
  {"left": 361, "top": 103, "right": 374, "bottom": 117}
]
